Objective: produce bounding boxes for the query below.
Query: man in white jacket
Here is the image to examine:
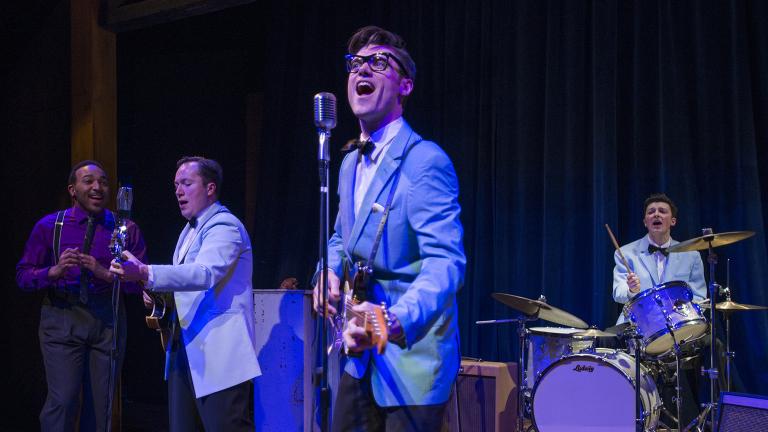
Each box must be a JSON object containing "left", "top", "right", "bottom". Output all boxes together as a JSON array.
[{"left": 112, "top": 156, "right": 260, "bottom": 431}]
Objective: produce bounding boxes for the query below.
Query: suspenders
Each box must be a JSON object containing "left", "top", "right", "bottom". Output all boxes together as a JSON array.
[{"left": 52, "top": 210, "right": 66, "bottom": 264}]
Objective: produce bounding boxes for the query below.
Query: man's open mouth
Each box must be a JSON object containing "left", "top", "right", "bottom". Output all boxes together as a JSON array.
[{"left": 356, "top": 81, "right": 375, "bottom": 96}]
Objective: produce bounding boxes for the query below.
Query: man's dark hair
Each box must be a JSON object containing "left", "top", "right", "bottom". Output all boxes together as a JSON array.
[
  {"left": 643, "top": 193, "right": 678, "bottom": 218},
  {"left": 348, "top": 25, "right": 417, "bottom": 81},
  {"left": 177, "top": 156, "right": 223, "bottom": 198},
  {"left": 68, "top": 160, "right": 107, "bottom": 185}
]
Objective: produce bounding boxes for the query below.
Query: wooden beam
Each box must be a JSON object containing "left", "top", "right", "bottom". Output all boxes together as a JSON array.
[
  {"left": 104, "top": 0, "right": 258, "bottom": 32},
  {"left": 71, "top": 0, "right": 117, "bottom": 188}
]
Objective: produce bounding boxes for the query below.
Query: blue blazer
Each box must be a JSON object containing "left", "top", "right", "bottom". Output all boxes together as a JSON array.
[
  {"left": 150, "top": 202, "right": 261, "bottom": 397},
  {"left": 328, "top": 120, "right": 466, "bottom": 407},
  {"left": 612, "top": 235, "right": 706, "bottom": 324}
]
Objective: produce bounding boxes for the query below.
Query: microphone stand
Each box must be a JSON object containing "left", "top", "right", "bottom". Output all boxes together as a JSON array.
[
  {"left": 317, "top": 127, "right": 331, "bottom": 432},
  {"left": 106, "top": 266, "right": 122, "bottom": 431},
  {"left": 106, "top": 187, "right": 131, "bottom": 431}
]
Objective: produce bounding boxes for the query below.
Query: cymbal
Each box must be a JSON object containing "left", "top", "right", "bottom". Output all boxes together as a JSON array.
[
  {"left": 491, "top": 293, "right": 589, "bottom": 329},
  {"left": 668, "top": 231, "right": 755, "bottom": 253},
  {"left": 604, "top": 322, "right": 631, "bottom": 335},
  {"left": 573, "top": 326, "right": 617, "bottom": 338},
  {"left": 700, "top": 300, "right": 768, "bottom": 311}
]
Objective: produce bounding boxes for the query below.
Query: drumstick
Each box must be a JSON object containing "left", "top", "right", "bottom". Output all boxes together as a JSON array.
[{"left": 604, "top": 224, "right": 632, "bottom": 272}]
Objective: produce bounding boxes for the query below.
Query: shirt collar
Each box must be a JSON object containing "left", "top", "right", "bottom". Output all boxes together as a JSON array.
[
  {"left": 70, "top": 205, "right": 106, "bottom": 225},
  {"left": 647, "top": 235, "right": 672, "bottom": 249},
  {"left": 360, "top": 117, "right": 404, "bottom": 161},
  {"left": 189, "top": 201, "right": 218, "bottom": 228}
]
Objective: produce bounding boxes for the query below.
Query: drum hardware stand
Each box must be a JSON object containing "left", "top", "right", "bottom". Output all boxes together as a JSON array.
[
  {"left": 666, "top": 322, "right": 685, "bottom": 432},
  {"left": 722, "top": 259, "right": 734, "bottom": 392},
  {"left": 515, "top": 314, "right": 539, "bottom": 432},
  {"left": 658, "top": 408, "right": 678, "bottom": 431},
  {"left": 687, "top": 276, "right": 735, "bottom": 432},
  {"left": 626, "top": 326, "right": 646, "bottom": 432},
  {"left": 699, "top": 229, "right": 720, "bottom": 432},
  {"left": 476, "top": 314, "right": 537, "bottom": 432}
]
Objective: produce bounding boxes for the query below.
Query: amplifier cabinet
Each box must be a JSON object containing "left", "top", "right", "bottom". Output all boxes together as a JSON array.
[
  {"left": 717, "top": 391, "right": 768, "bottom": 432},
  {"left": 443, "top": 360, "right": 518, "bottom": 432}
]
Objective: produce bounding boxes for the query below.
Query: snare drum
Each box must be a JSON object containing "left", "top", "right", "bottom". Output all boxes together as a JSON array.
[
  {"left": 623, "top": 280, "right": 708, "bottom": 357},
  {"left": 532, "top": 348, "right": 661, "bottom": 432},
  {"left": 526, "top": 326, "right": 595, "bottom": 388}
]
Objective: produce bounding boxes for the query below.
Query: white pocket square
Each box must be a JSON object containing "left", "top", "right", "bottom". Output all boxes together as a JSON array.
[{"left": 372, "top": 203, "right": 385, "bottom": 213}]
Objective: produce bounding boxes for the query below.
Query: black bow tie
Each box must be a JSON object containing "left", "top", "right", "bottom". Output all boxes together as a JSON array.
[
  {"left": 189, "top": 217, "right": 198, "bottom": 228},
  {"left": 648, "top": 244, "right": 669, "bottom": 256},
  {"left": 341, "top": 139, "right": 374, "bottom": 156}
]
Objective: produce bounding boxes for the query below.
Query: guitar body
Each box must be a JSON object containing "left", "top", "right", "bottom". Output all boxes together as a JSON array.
[
  {"left": 340, "top": 260, "right": 389, "bottom": 355},
  {"left": 144, "top": 292, "right": 173, "bottom": 350}
]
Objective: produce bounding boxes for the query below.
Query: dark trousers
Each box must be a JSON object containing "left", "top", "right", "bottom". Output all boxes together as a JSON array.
[
  {"left": 38, "top": 291, "right": 126, "bottom": 432},
  {"left": 331, "top": 371, "right": 448, "bottom": 432},
  {"left": 167, "top": 342, "right": 253, "bottom": 432}
]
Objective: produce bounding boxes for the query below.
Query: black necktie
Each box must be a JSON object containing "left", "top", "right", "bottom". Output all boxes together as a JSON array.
[
  {"left": 648, "top": 244, "right": 668, "bottom": 256},
  {"left": 80, "top": 216, "right": 96, "bottom": 304}
]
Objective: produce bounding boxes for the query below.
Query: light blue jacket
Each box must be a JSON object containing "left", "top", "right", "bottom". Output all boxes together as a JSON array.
[{"left": 328, "top": 120, "right": 466, "bottom": 407}]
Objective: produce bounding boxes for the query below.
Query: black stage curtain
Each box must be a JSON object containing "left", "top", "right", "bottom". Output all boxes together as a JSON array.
[
  {"left": 107, "top": 0, "right": 768, "bottom": 407},
  {"left": 10, "top": 0, "right": 768, "bottom": 429},
  {"left": 115, "top": 0, "right": 768, "bottom": 398},
  {"left": 239, "top": 0, "right": 768, "bottom": 395}
]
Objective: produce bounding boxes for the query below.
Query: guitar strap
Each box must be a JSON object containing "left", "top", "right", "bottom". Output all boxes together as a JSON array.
[{"left": 360, "top": 136, "right": 423, "bottom": 275}]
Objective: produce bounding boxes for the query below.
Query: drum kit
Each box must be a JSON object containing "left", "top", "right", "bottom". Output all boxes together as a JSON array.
[{"left": 481, "top": 230, "right": 767, "bottom": 432}]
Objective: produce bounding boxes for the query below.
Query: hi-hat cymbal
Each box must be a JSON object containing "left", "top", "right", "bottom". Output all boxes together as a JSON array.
[
  {"left": 573, "top": 326, "right": 617, "bottom": 338},
  {"left": 667, "top": 231, "right": 755, "bottom": 253},
  {"left": 700, "top": 300, "right": 768, "bottom": 311},
  {"left": 491, "top": 293, "right": 589, "bottom": 329}
]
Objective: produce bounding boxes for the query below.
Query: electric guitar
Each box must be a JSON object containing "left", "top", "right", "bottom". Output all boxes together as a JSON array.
[{"left": 329, "top": 260, "right": 389, "bottom": 355}]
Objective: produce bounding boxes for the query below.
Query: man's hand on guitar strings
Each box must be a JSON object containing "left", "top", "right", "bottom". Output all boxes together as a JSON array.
[
  {"left": 343, "top": 313, "right": 373, "bottom": 353},
  {"left": 313, "top": 269, "right": 340, "bottom": 316}
]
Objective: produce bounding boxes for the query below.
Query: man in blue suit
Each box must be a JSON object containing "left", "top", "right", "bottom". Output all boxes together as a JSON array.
[
  {"left": 111, "top": 156, "right": 260, "bottom": 431},
  {"left": 313, "top": 26, "right": 466, "bottom": 431},
  {"left": 613, "top": 193, "right": 707, "bottom": 323}
]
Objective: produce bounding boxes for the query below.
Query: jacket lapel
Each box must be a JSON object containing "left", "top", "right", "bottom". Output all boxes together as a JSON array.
[
  {"left": 636, "top": 236, "right": 659, "bottom": 286},
  {"left": 338, "top": 153, "right": 357, "bottom": 253},
  {"left": 172, "top": 226, "right": 189, "bottom": 265},
  {"left": 661, "top": 238, "right": 680, "bottom": 283},
  {"left": 175, "top": 202, "right": 226, "bottom": 264},
  {"left": 346, "top": 122, "right": 419, "bottom": 255}
]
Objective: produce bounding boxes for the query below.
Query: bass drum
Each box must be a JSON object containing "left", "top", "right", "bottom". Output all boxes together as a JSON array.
[{"left": 532, "top": 348, "right": 660, "bottom": 432}]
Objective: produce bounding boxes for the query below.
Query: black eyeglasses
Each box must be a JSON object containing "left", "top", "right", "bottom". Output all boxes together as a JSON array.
[{"left": 345, "top": 52, "right": 409, "bottom": 77}]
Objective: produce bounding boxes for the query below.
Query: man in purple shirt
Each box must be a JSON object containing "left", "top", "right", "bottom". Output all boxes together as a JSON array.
[{"left": 16, "top": 160, "right": 147, "bottom": 431}]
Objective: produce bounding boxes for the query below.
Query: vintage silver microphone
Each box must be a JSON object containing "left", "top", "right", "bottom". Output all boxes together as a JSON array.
[
  {"left": 314, "top": 92, "right": 337, "bottom": 163},
  {"left": 110, "top": 187, "right": 132, "bottom": 261},
  {"left": 116, "top": 186, "right": 133, "bottom": 224}
]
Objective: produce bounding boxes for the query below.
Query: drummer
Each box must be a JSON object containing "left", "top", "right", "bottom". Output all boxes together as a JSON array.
[
  {"left": 612, "top": 192, "right": 706, "bottom": 320},
  {"left": 611, "top": 193, "right": 715, "bottom": 428}
]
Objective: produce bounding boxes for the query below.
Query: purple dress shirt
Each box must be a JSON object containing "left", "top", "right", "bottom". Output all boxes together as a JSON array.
[{"left": 16, "top": 205, "right": 147, "bottom": 295}]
